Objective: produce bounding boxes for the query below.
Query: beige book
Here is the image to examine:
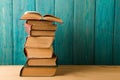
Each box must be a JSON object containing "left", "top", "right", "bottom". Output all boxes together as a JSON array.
[
  {"left": 27, "top": 20, "right": 57, "bottom": 31},
  {"left": 30, "top": 30, "right": 55, "bottom": 37},
  {"left": 20, "top": 66, "right": 57, "bottom": 77},
  {"left": 25, "top": 37, "right": 54, "bottom": 48},
  {"left": 31, "top": 24, "right": 57, "bottom": 31},
  {"left": 24, "top": 47, "right": 53, "bottom": 58},
  {"left": 26, "top": 56, "right": 57, "bottom": 66},
  {"left": 27, "top": 20, "right": 53, "bottom": 26}
]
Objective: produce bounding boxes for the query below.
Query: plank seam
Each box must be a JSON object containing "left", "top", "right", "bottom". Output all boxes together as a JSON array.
[
  {"left": 94, "top": 0, "right": 96, "bottom": 65},
  {"left": 112, "top": 0, "right": 116, "bottom": 65}
]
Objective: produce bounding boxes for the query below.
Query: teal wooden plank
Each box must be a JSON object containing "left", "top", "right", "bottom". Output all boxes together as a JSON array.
[
  {"left": 113, "top": 0, "right": 120, "bottom": 64},
  {"left": 74, "top": 0, "right": 95, "bottom": 64},
  {"left": 13, "top": 0, "right": 36, "bottom": 64},
  {"left": 55, "top": 0, "right": 74, "bottom": 64},
  {"left": 36, "top": 0, "right": 55, "bottom": 15},
  {"left": 0, "top": 0, "right": 13, "bottom": 64},
  {"left": 95, "top": 0, "right": 114, "bottom": 64}
]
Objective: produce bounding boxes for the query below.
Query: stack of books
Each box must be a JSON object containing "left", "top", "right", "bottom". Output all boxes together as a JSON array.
[{"left": 19, "top": 11, "right": 62, "bottom": 77}]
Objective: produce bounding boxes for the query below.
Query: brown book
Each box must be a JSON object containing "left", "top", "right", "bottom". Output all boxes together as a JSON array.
[
  {"left": 31, "top": 25, "right": 57, "bottom": 31},
  {"left": 24, "top": 47, "right": 53, "bottom": 58},
  {"left": 30, "top": 30, "right": 55, "bottom": 37},
  {"left": 20, "top": 66, "right": 57, "bottom": 77},
  {"left": 27, "top": 20, "right": 53, "bottom": 26},
  {"left": 27, "top": 20, "right": 57, "bottom": 31},
  {"left": 25, "top": 37, "right": 54, "bottom": 48},
  {"left": 26, "top": 56, "right": 57, "bottom": 66},
  {"left": 20, "top": 11, "right": 63, "bottom": 23}
]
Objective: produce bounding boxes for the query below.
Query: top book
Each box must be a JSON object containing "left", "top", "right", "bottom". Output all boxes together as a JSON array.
[{"left": 20, "top": 11, "right": 63, "bottom": 23}]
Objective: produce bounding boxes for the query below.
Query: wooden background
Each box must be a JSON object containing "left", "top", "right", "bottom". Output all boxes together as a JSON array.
[{"left": 0, "top": 0, "right": 120, "bottom": 65}]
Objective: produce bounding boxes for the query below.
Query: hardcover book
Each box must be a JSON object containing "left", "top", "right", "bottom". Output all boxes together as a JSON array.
[
  {"left": 30, "top": 30, "right": 55, "bottom": 37},
  {"left": 25, "top": 37, "right": 54, "bottom": 48},
  {"left": 20, "top": 66, "right": 57, "bottom": 77},
  {"left": 26, "top": 55, "right": 57, "bottom": 66},
  {"left": 24, "top": 47, "right": 53, "bottom": 58}
]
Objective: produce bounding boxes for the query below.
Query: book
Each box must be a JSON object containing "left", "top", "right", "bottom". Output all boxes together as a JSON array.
[
  {"left": 27, "top": 20, "right": 53, "bottom": 26},
  {"left": 24, "top": 20, "right": 57, "bottom": 35},
  {"left": 30, "top": 30, "right": 55, "bottom": 37},
  {"left": 26, "top": 56, "right": 57, "bottom": 66},
  {"left": 20, "top": 66, "right": 57, "bottom": 77},
  {"left": 24, "top": 47, "right": 53, "bottom": 58},
  {"left": 25, "top": 37, "right": 54, "bottom": 48},
  {"left": 20, "top": 11, "right": 63, "bottom": 23},
  {"left": 27, "top": 20, "right": 57, "bottom": 31}
]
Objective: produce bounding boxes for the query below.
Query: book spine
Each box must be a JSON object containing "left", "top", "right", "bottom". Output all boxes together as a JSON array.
[
  {"left": 24, "top": 48, "right": 28, "bottom": 57},
  {"left": 31, "top": 25, "right": 57, "bottom": 31},
  {"left": 19, "top": 67, "right": 24, "bottom": 76},
  {"left": 30, "top": 30, "right": 55, "bottom": 37}
]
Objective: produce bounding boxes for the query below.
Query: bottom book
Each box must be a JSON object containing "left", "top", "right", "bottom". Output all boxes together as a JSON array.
[{"left": 20, "top": 66, "right": 57, "bottom": 77}]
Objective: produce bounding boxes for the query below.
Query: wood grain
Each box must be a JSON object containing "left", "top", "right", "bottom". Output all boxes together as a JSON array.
[
  {"left": 113, "top": 0, "right": 120, "bottom": 64},
  {"left": 95, "top": 0, "right": 114, "bottom": 64},
  {"left": 36, "top": 0, "right": 55, "bottom": 15},
  {"left": 0, "top": 65, "right": 120, "bottom": 80},
  {"left": 0, "top": 0, "right": 13, "bottom": 64},
  {"left": 0, "top": 0, "right": 120, "bottom": 65},
  {"left": 74, "top": 0, "right": 95, "bottom": 64},
  {"left": 13, "top": 0, "right": 36, "bottom": 64},
  {"left": 55, "top": 0, "right": 74, "bottom": 64}
]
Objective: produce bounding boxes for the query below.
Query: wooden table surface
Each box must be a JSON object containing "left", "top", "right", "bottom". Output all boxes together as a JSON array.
[{"left": 0, "top": 65, "right": 120, "bottom": 80}]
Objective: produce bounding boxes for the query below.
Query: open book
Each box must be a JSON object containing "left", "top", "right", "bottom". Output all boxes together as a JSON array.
[{"left": 21, "top": 11, "right": 63, "bottom": 23}]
